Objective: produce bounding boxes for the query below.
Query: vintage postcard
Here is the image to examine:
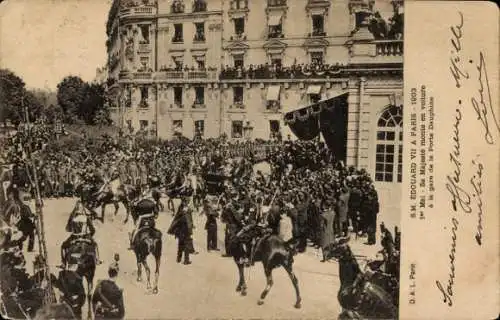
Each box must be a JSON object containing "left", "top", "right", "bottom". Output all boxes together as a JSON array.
[{"left": 0, "top": 0, "right": 497, "bottom": 319}]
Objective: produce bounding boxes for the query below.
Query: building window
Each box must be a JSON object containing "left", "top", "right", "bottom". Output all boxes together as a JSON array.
[
  {"left": 312, "top": 15, "right": 325, "bottom": 36},
  {"left": 231, "top": 0, "right": 248, "bottom": 10},
  {"left": 173, "top": 120, "right": 183, "bottom": 135},
  {"left": 375, "top": 105, "right": 403, "bottom": 183},
  {"left": 172, "top": 56, "right": 183, "bottom": 70},
  {"left": 139, "top": 57, "right": 149, "bottom": 71},
  {"left": 194, "top": 87, "right": 205, "bottom": 105},
  {"left": 173, "top": 24, "right": 183, "bottom": 43},
  {"left": 233, "top": 86, "right": 244, "bottom": 105},
  {"left": 269, "top": 120, "right": 280, "bottom": 138},
  {"left": 234, "top": 18, "right": 245, "bottom": 35},
  {"left": 268, "top": 18, "right": 283, "bottom": 39},
  {"left": 140, "top": 87, "right": 149, "bottom": 108},
  {"left": 139, "top": 25, "right": 150, "bottom": 43},
  {"left": 234, "top": 54, "right": 244, "bottom": 68},
  {"left": 311, "top": 51, "right": 324, "bottom": 65},
  {"left": 232, "top": 120, "right": 243, "bottom": 138},
  {"left": 194, "top": 120, "right": 205, "bottom": 137},
  {"left": 140, "top": 120, "right": 148, "bottom": 130},
  {"left": 171, "top": 0, "right": 185, "bottom": 13},
  {"left": 271, "top": 57, "right": 282, "bottom": 67},
  {"left": 174, "top": 87, "right": 183, "bottom": 107},
  {"left": 194, "top": 23, "right": 205, "bottom": 42},
  {"left": 192, "top": 0, "right": 207, "bottom": 12},
  {"left": 194, "top": 56, "right": 205, "bottom": 69}
]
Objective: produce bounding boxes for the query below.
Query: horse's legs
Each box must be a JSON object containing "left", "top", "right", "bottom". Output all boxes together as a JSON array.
[
  {"left": 153, "top": 256, "right": 160, "bottom": 294},
  {"left": 143, "top": 261, "right": 151, "bottom": 289},
  {"left": 257, "top": 267, "right": 274, "bottom": 305},
  {"left": 113, "top": 201, "right": 119, "bottom": 216},
  {"left": 87, "top": 277, "right": 93, "bottom": 320},
  {"left": 235, "top": 261, "right": 247, "bottom": 296},
  {"left": 100, "top": 203, "right": 106, "bottom": 222},
  {"left": 137, "top": 260, "right": 142, "bottom": 282},
  {"left": 284, "top": 264, "right": 302, "bottom": 309}
]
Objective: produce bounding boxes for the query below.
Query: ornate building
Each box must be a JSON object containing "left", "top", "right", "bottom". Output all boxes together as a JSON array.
[{"left": 106, "top": 0, "right": 404, "bottom": 211}]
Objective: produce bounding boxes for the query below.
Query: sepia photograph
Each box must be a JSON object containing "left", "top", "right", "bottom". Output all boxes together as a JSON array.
[{"left": 0, "top": 0, "right": 404, "bottom": 319}]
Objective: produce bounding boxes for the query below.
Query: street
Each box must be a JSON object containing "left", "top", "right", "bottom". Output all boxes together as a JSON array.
[{"left": 20, "top": 196, "right": 399, "bottom": 319}]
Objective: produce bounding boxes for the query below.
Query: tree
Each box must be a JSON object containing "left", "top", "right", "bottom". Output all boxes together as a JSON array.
[
  {"left": 56, "top": 76, "right": 87, "bottom": 123},
  {"left": 0, "top": 69, "right": 26, "bottom": 125},
  {"left": 93, "top": 106, "right": 112, "bottom": 127},
  {"left": 80, "top": 83, "right": 106, "bottom": 124}
]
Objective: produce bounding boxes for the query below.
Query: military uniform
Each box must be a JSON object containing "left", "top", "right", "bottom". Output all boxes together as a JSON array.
[{"left": 92, "top": 264, "right": 124, "bottom": 320}]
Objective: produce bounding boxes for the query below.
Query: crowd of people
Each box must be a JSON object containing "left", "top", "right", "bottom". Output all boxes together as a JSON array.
[{"left": 0, "top": 120, "right": 387, "bottom": 318}]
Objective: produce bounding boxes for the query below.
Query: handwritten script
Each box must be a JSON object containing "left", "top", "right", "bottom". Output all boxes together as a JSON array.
[{"left": 437, "top": 10, "right": 496, "bottom": 307}]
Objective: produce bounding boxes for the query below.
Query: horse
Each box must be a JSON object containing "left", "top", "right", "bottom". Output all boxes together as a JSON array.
[
  {"left": 129, "top": 198, "right": 162, "bottom": 293},
  {"left": 76, "top": 180, "right": 138, "bottom": 223},
  {"left": 323, "top": 236, "right": 398, "bottom": 320},
  {"left": 60, "top": 238, "right": 97, "bottom": 319},
  {"left": 231, "top": 223, "right": 302, "bottom": 308}
]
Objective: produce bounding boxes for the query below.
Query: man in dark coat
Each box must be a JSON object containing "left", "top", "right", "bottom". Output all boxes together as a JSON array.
[
  {"left": 167, "top": 196, "right": 194, "bottom": 265},
  {"left": 92, "top": 263, "right": 125, "bottom": 319},
  {"left": 203, "top": 199, "right": 219, "bottom": 251},
  {"left": 364, "top": 186, "right": 380, "bottom": 245}
]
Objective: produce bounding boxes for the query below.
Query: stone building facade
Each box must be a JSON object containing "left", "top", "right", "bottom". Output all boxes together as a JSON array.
[{"left": 106, "top": 0, "right": 404, "bottom": 212}]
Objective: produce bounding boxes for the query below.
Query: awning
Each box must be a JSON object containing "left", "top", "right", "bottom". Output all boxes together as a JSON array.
[
  {"left": 306, "top": 85, "right": 322, "bottom": 95},
  {"left": 266, "top": 85, "right": 281, "bottom": 101},
  {"left": 268, "top": 13, "right": 283, "bottom": 26}
]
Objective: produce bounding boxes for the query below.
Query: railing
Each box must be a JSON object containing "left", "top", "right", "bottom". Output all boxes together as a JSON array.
[
  {"left": 119, "top": 6, "right": 155, "bottom": 17},
  {"left": 138, "top": 43, "right": 151, "bottom": 52},
  {"left": 229, "top": 102, "right": 245, "bottom": 110},
  {"left": 192, "top": 103, "right": 207, "bottom": 109},
  {"left": 230, "top": 0, "right": 249, "bottom": 10},
  {"left": 172, "top": 37, "right": 184, "bottom": 43},
  {"left": 193, "top": 34, "right": 206, "bottom": 42},
  {"left": 134, "top": 72, "right": 152, "bottom": 79},
  {"left": 157, "top": 70, "right": 217, "bottom": 80},
  {"left": 375, "top": 40, "right": 403, "bottom": 56},
  {"left": 268, "top": 32, "right": 284, "bottom": 39}
]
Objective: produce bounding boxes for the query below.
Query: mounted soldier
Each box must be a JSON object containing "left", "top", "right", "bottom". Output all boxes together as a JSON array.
[{"left": 59, "top": 200, "right": 101, "bottom": 268}]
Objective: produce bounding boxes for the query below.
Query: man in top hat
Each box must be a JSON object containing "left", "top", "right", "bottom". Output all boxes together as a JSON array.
[
  {"left": 92, "top": 261, "right": 125, "bottom": 319},
  {"left": 167, "top": 196, "right": 194, "bottom": 265}
]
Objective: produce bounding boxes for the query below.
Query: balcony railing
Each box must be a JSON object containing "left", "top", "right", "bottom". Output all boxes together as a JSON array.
[
  {"left": 192, "top": 103, "right": 207, "bottom": 109},
  {"left": 119, "top": 6, "right": 155, "bottom": 17},
  {"left": 375, "top": 40, "right": 403, "bottom": 56},
  {"left": 230, "top": 0, "right": 249, "bottom": 11},
  {"left": 220, "top": 64, "right": 344, "bottom": 80},
  {"left": 138, "top": 43, "right": 151, "bottom": 52},
  {"left": 134, "top": 71, "right": 153, "bottom": 79},
  {"left": 156, "top": 69, "right": 218, "bottom": 80},
  {"left": 171, "top": 103, "right": 184, "bottom": 109}
]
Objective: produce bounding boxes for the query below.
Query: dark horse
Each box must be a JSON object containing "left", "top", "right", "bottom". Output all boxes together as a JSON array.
[
  {"left": 231, "top": 223, "right": 302, "bottom": 308},
  {"left": 60, "top": 238, "right": 97, "bottom": 319},
  {"left": 323, "top": 235, "right": 399, "bottom": 320},
  {"left": 129, "top": 198, "right": 162, "bottom": 293},
  {"left": 76, "top": 180, "right": 138, "bottom": 223}
]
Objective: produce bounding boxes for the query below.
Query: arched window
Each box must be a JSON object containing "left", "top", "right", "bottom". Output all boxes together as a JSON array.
[{"left": 375, "top": 105, "right": 403, "bottom": 183}]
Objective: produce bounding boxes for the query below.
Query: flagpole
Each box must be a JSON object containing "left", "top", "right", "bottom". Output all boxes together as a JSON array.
[{"left": 22, "top": 96, "right": 55, "bottom": 305}]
